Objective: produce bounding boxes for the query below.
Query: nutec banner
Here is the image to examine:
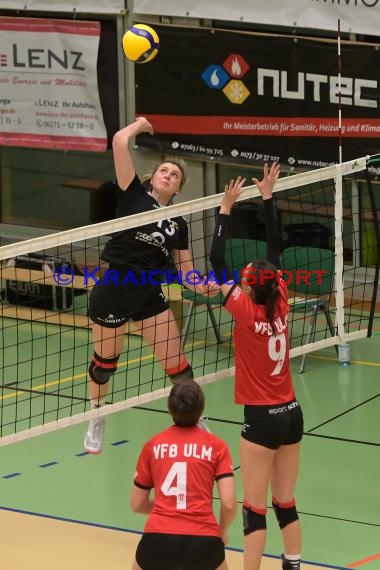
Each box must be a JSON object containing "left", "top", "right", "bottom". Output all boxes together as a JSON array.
[
  {"left": 134, "top": 26, "right": 380, "bottom": 167},
  {"left": 0, "top": 17, "right": 107, "bottom": 152}
]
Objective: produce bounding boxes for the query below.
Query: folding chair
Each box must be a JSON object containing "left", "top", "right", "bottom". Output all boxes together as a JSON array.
[{"left": 281, "top": 246, "right": 336, "bottom": 373}]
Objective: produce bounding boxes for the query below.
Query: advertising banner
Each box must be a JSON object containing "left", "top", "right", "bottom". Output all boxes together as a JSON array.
[
  {"left": 0, "top": 17, "right": 107, "bottom": 152},
  {"left": 134, "top": 0, "right": 380, "bottom": 37},
  {"left": 135, "top": 26, "right": 380, "bottom": 168}
]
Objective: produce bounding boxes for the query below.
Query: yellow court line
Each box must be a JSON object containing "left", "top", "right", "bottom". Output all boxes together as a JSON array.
[
  {"left": 2, "top": 338, "right": 378, "bottom": 404},
  {"left": 222, "top": 330, "right": 380, "bottom": 368},
  {"left": 7, "top": 332, "right": 377, "bottom": 405},
  {"left": 0, "top": 353, "right": 155, "bottom": 402},
  {"left": 308, "top": 354, "right": 380, "bottom": 367},
  {"left": 0, "top": 338, "right": 209, "bottom": 402}
]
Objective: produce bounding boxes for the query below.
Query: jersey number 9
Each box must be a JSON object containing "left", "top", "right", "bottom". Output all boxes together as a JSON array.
[{"left": 268, "top": 333, "right": 286, "bottom": 376}]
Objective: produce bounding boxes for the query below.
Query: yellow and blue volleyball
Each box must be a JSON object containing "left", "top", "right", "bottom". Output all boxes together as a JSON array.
[{"left": 122, "top": 24, "right": 159, "bottom": 64}]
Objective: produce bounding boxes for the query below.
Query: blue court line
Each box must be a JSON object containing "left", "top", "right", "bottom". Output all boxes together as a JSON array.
[
  {"left": 39, "top": 461, "right": 58, "bottom": 468},
  {"left": 2, "top": 472, "right": 22, "bottom": 479},
  {"left": 1, "top": 439, "right": 130, "bottom": 478},
  {"left": 0, "top": 504, "right": 349, "bottom": 569}
]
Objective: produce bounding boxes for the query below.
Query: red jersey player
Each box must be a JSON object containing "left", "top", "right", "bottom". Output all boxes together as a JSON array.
[
  {"left": 130, "top": 380, "right": 237, "bottom": 570},
  {"left": 210, "top": 163, "right": 303, "bottom": 570}
]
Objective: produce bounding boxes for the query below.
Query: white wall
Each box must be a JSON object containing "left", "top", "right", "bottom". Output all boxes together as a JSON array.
[{"left": 0, "top": 0, "right": 124, "bottom": 13}]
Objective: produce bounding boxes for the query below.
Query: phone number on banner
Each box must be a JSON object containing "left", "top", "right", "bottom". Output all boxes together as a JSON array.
[
  {"left": 173, "top": 142, "right": 224, "bottom": 157},
  {"left": 35, "top": 120, "right": 95, "bottom": 130},
  {"left": 236, "top": 151, "right": 280, "bottom": 162}
]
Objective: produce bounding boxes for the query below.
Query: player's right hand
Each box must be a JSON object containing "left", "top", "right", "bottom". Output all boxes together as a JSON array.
[
  {"left": 219, "top": 176, "right": 246, "bottom": 215},
  {"left": 135, "top": 116, "right": 154, "bottom": 135}
]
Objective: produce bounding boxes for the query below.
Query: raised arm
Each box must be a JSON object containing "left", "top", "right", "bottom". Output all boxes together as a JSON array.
[
  {"left": 112, "top": 117, "right": 154, "bottom": 191},
  {"left": 210, "top": 177, "right": 246, "bottom": 296},
  {"left": 252, "top": 162, "right": 281, "bottom": 269}
]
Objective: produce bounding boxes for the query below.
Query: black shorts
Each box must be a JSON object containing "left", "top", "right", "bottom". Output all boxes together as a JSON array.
[
  {"left": 89, "top": 280, "right": 169, "bottom": 328},
  {"left": 135, "top": 533, "right": 225, "bottom": 570},
  {"left": 241, "top": 399, "right": 304, "bottom": 450}
]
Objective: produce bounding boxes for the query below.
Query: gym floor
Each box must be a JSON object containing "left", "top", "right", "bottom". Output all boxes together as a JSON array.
[{"left": 0, "top": 315, "right": 379, "bottom": 570}]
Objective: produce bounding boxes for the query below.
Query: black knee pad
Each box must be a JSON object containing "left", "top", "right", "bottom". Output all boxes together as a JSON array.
[
  {"left": 242, "top": 501, "right": 267, "bottom": 536},
  {"left": 168, "top": 363, "right": 194, "bottom": 383},
  {"left": 272, "top": 498, "right": 299, "bottom": 529},
  {"left": 89, "top": 352, "right": 120, "bottom": 385}
]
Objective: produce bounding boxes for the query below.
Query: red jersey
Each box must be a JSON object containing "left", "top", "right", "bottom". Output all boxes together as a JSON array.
[
  {"left": 224, "top": 278, "right": 295, "bottom": 405},
  {"left": 134, "top": 425, "right": 234, "bottom": 536}
]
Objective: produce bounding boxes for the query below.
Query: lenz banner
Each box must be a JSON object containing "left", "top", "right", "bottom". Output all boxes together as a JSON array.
[
  {"left": 0, "top": 17, "right": 107, "bottom": 152},
  {"left": 135, "top": 26, "right": 380, "bottom": 168}
]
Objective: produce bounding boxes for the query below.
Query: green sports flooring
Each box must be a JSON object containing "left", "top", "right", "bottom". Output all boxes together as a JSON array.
[{"left": 0, "top": 316, "right": 380, "bottom": 569}]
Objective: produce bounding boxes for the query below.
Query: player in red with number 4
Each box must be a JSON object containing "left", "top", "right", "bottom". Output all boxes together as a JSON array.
[
  {"left": 130, "top": 380, "right": 237, "bottom": 570},
  {"left": 210, "top": 163, "right": 304, "bottom": 570}
]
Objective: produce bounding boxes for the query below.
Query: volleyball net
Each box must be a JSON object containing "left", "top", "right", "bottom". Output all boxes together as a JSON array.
[{"left": 0, "top": 155, "right": 379, "bottom": 446}]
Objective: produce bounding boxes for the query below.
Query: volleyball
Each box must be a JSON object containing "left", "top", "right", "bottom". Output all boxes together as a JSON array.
[{"left": 122, "top": 24, "right": 159, "bottom": 64}]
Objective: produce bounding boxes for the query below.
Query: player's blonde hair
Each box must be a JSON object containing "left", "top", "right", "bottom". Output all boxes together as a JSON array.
[{"left": 142, "top": 156, "right": 188, "bottom": 190}]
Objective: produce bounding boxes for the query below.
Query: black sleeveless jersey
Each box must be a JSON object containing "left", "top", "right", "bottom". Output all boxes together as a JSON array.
[{"left": 101, "top": 175, "right": 189, "bottom": 272}]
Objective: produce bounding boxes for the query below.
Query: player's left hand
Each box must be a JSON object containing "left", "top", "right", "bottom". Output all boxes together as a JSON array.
[{"left": 196, "top": 276, "right": 220, "bottom": 297}]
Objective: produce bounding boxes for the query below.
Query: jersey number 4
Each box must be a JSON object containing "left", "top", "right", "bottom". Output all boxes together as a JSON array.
[
  {"left": 161, "top": 461, "right": 187, "bottom": 509},
  {"left": 268, "top": 332, "right": 286, "bottom": 376}
]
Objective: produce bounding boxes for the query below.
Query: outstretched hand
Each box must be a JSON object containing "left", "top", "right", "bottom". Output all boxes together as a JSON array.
[
  {"left": 219, "top": 176, "right": 247, "bottom": 215},
  {"left": 252, "top": 161, "right": 281, "bottom": 200}
]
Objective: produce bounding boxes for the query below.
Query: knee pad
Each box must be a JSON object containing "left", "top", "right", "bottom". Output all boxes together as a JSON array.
[
  {"left": 242, "top": 500, "right": 267, "bottom": 536},
  {"left": 89, "top": 352, "right": 120, "bottom": 385},
  {"left": 166, "top": 359, "right": 194, "bottom": 383},
  {"left": 272, "top": 497, "right": 299, "bottom": 529}
]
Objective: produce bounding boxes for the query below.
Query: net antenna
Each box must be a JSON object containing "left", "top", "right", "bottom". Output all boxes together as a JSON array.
[{"left": 337, "top": 18, "right": 343, "bottom": 164}]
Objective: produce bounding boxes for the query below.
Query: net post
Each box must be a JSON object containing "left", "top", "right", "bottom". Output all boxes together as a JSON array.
[{"left": 334, "top": 162, "right": 345, "bottom": 341}]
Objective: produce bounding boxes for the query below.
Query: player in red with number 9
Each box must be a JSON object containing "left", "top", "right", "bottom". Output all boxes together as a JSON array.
[
  {"left": 130, "top": 380, "right": 237, "bottom": 570},
  {"left": 210, "top": 163, "right": 304, "bottom": 570}
]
